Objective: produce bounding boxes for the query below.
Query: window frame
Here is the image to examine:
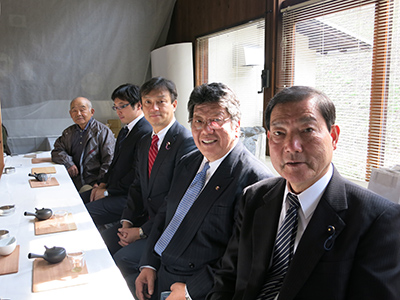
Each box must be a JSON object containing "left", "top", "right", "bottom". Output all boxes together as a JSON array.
[{"left": 194, "top": 0, "right": 397, "bottom": 182}]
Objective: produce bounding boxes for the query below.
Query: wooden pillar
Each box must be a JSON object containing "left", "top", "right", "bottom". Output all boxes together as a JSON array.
[{"left": 0, "top": 100, "right": 4, "bottom": 178}]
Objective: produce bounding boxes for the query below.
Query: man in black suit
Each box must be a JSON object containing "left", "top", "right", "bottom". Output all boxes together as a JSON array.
[
  {"left": 135, "top": 82, "right": 274, "bottom": 300},
  {"left": 207, "top": 86, "right": 400, "bottom": 300},
  {"left": 81, "top": 84, "right": 152, "bottom": 226},
  {"left": 101, "top": 77, "right": 196, "bottom": 292}
]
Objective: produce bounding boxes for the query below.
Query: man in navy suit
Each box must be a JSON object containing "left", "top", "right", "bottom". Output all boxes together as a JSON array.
[
  {"left": 207, "top": 86, "right": 400, "bottom": 300},
  {"left": 81, "top": 84, "right": 152, "bottom": 226},
  {"left": 135, "top": 82, "right": 274, "bottom": 300},
  {"left": 101, "top": 77, "right": 196, "bottom": 293}
]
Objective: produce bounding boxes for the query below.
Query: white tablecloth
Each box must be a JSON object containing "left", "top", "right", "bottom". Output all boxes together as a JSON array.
[{"left": 0, "top": 153, "right": 134, "bottom": 299}]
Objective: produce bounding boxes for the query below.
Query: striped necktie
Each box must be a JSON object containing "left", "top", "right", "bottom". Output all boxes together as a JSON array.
[
  {"left": 148, "top": 135, "right": 159, "bottom": 177},
  {"left": 154, "top": 162, "right": 210, "bottom": 255},
  {"left": 257, "top": 193, "right": 300, "bottom": 300}
]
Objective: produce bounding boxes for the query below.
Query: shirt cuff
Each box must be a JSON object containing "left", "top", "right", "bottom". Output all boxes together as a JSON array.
[
  {"left": 185, "top": 285, "right": 192, "bottom": 300},
  {"left": 120, "top": 219, "right": 133, "bottom": 226},
  {"left": 139, "top": 265, "right": 157, "bottom": 272}
]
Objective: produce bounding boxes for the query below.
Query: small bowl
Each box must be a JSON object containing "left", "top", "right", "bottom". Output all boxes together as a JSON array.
[
  {"left": 0, "top": 236, "right": 17, "bottom": 256},
  {"left": 0, "top": 205, "right": 16, "bottom": 216},
  {"left": 0, "top": 229, "right": 10, "bottom": 240}
]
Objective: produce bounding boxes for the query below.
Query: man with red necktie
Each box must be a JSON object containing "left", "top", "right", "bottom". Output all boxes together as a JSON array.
[
  {"left": 136, "top": 82, "right": 274, "bottom": 300},
  {"left": 101, "top": 77, "right": 196, "bottom": 295}
]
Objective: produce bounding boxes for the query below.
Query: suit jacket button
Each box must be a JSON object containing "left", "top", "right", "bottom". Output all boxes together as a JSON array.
[{"left": 189, "top": 263, "right": 195, "bottom": 268}]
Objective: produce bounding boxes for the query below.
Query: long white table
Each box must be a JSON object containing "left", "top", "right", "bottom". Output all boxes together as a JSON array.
[{"left": 0, "top": 153, "right": 134, "bottom": 299}]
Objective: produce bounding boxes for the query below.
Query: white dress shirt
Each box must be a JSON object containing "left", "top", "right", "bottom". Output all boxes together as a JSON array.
[{"left": 279, "top": 163, "right": 334, "bottom": 252}]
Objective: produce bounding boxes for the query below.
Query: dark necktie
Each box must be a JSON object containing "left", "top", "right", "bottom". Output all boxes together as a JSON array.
[
  {"left": 154, "top": 162, "right": 210, "bottom": 255},
  {"left": 148, "top": 135, "right": 159, "bottom": 177},
  {"left": 118, "top": 126, "right": 129, "bottom": 147},
  {"left": 257, "top": 193, "right": 300, "bottom": 300}
]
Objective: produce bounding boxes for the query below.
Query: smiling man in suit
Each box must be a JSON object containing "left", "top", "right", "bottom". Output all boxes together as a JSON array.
[
  {"left": 135, "top": 82, "right": 274, "bottom": 300},
  {"left": 81, "top": 84, "right": 152, "bottom": 226},
  {"left": 207, "top": 86, "right": 400, "bottom": 300},
  {"left": 101, "top": 77, "right": 196, "bottom": 294}
]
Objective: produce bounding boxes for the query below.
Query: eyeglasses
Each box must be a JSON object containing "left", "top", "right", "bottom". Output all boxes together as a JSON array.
[
  {"left": 112, "top": 103, "right": 130, "bottom": 111},
  {"left": 190, "top": 117, "right": 231, "bottom": 131}
]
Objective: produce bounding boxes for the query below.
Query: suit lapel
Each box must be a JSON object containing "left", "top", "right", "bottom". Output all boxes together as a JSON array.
[
  {"left": 165, "top": 154, "right": 203, "bottom": 224},
  {"left": 113, "top": 126, "right": 132, "bottom": 163},
  {"left": 163, "top": 145, "right": 243, "bottom": 261},
  {"left": 243, "top": 180, "right": 286, "bottom": 300},
  {"left": 279, "top": 168, "right": 348, "bottom": 300},
  {"left": 113, "top": 118, "right": 143, "bottom": 165},
  {"left": 119, "top": 118, "right": 144, "bottom": 149},
  {"left": 140, "top": 133, "right": 152, "bottom": 197},
  {"left": 242, "top": 168, "right": 348, "bottom": 300},
  {"left": 147, "top": 122, "right": 179, "bottom": 195}
]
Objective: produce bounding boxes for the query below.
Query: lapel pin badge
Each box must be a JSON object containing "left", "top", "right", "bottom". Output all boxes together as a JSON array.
[
  {"left": 324, "top": 225, "right": 336, "bottom": 251},
  {"left": 165, "top": 141, "right": 171, "bottom": 150},
  {"left": 215, "top": 186, "right": 220, "bottom": 190}
]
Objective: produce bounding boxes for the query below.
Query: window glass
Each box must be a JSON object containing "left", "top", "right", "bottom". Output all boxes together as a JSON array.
[
  {"left": 281, "top": 0, "right": 400, "bottom": 181},
  {"left": 197, "top": 19, "right": 265, "bottom": 127}
]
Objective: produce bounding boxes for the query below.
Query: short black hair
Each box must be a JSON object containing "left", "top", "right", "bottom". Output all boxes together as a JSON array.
[
  {"left": 265, "top": 86, "right": 336, "bottom": 131},
  {"left": 140, "top": 77, "right": 178, "bottom": 102},
  {"left": 111, "top": 84, "right": 141, "bottom": 106},
  {"left": 188, "top": 82, "right": 241, "bottom": 126}
]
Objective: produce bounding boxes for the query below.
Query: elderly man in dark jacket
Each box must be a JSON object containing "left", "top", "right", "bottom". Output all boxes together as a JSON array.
[{"left": 52, "top": 97, "right": 115, "bottom": 192}]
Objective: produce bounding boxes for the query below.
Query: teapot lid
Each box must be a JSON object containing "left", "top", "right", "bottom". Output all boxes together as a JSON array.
[{"left": 44, "top": 245, "right": 66, "bottom": 254}]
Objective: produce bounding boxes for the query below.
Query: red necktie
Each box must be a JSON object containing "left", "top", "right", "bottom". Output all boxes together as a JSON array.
[{"left": 148, "top": 135, "right": 159, "bottom": 177}]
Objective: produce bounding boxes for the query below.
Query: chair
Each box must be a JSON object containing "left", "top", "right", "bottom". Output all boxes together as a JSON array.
[{"left": 2, "top": 124, "right": 11, "bottom": 155}]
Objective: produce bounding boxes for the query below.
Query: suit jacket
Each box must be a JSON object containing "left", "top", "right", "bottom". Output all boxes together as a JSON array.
[
  {"left": 121, "top": 120, "right": 196, "bottom": 235},
  {"left": 208, "top": 166, "right": 400, "bottom": 300},
  {"left": 140, "top": 142, "right": 274, "bottom": 300},
  {"left": 101, "top": 117, "right": 152, "bottom": 196}
]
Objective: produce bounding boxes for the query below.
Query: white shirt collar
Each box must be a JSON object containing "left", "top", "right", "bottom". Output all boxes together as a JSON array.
[
  {"left": 284, "top": 163, "right": 333, "bottom": 220},
  {"left": 199, "top": 139, "right": 238, "bottom": 184},
  {"left": 280, "top": 164, "right": 333, "bottom": 253},
  {"left": 126, "top": 113, "right": 144, "bottom": 132},
  {"left": 151, "top": 117, "right": 176, "bottom": 149}
]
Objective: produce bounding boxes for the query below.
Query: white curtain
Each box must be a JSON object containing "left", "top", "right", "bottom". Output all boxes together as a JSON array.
[{"left": 0, "top": 0, "right": 176, "bottom": 154}]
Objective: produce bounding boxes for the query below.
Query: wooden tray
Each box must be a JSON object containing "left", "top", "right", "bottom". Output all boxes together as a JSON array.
[
  {"left": 29, "top": 177, "right": 59, "bottom": 188},
  {"left": 35, "top": 213, "right": 77, "bottom": 235},
  {"left": 31, "top": 157, "right": 53, "bottom": 164},
  {"left": 0, "top": 245, "right": 20, "bottom": 275},
  {"left": 32, "top": 257, "right": 89, "bottom": 292},
  {"left": 31, "top": 166, "right": 57, "bottom": 174}
]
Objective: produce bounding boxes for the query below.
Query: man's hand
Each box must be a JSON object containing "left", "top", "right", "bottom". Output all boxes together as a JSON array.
[
  {"left": 168, "top": 282, "right": 187, "bottom": 300},
  {"left": 117, "top": 227, "right": 141, "bottom": 247},
  {"left": 90, "top": 183, "right": 107, "bottom": 202},
  {"left": 136, "top": 268, "right": 157, "bottom": 300},
  {"left": 67, "top": 165, "right": 79, "bottom": 177}
]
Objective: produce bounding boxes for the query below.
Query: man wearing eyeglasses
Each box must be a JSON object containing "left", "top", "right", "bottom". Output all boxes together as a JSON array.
[
  {"left": 52, "top": 96, "right": 115, "bottom": 192},
  {"left": 81, "top": 84, "right": 152, "bottom": 227},
  {"left": 135, "top": 82, "right": 274, "bottom": 300},
  {"left": 101, "top": 77, "right": 196, "bottom": 294}
]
